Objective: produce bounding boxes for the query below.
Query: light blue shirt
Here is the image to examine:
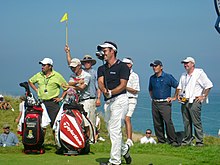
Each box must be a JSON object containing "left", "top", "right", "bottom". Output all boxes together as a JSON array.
[
  {"left": 0, "top": 132, "right": 19, "bottom": 147},
  {"left": 85, "top": 68, "right": 98, "bottom": 98}
]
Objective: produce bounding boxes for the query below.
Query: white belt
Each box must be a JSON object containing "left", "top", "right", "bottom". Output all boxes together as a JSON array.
[{"left": 153, "top": 99, "right": 168, "bottom": 102}]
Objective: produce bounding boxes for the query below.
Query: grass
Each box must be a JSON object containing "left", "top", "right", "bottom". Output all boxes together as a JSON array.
[{"left": 0, "top": 96, "right": 220, "bottom": 165}]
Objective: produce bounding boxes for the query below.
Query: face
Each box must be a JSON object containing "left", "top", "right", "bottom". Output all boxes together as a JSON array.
[
  {"left": 152, "top": 65, "right": 163, "bottom": 74},
  {"left": 102, "top": 47, "right": 114, "bottom": 62},
  {"left": 70, "top": 65, "right": 81, "bottom": 74},
  {"left": 83, "top": 61, "right": 92, "bottom": 70},
  {"left": 41, "top": 64, "right": 52, "bottom": 74},
  {"left": 146, "top": 131, "right": 152, "bottom": 137},
  {"left": 183, "top": 62, "right": 194, "bottom": 72},
  {"left": 3, "top": 127, "right": 10, "bottom": 134}
]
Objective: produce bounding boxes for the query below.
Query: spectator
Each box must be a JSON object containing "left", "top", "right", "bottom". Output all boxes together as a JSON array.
[
  {"left": 28, "top": 57, "right": 67, "bottom": 136},
  {"left": 0, "top": 124, "right": 19, "bottom": 147},
  {"left": 15, "top": 96, "right": 25, "bottom": 135},
  {"left": 0, "top": 95, "right": 14, "bottom": 111},
  {"left": 149, "top": 60, "right": 179, "bottom": 147},
  {"left": 122, "top": 57, "right": 140, "bottom": 147},
  {"left": 64, "top": 45, "right": 101, "bottom": 142},
  {"left": 140, "top": 129, "right": 157, "bottom": 144},
  {"left": 95, "top": 113, "right": 105, "bottom": 143},
  {"left": 176, "top": 57, "right": 213, "bottom": 147}
]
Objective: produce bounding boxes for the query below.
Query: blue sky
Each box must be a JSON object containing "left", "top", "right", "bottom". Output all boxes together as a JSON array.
[{"left": 0, "top": 0, "right": 219, "bottom": 96}]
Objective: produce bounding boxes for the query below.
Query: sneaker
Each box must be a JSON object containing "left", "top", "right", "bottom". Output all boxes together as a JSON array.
[
  {"left": 171, "top": 142, "right": 180, "bottom": 147},
  {"left": 123, "top": 144, "right": 132, "bottom": 164},
  {"left": 126, "top": 139, "right": 134, "bottom": 147},
  {"left": 98, "top": 137, "right": 105, "bottom": 141},
  {"left": 100, "top": 162, "right": 121, "bottom": 165},
  {"left": 196, "top": 143, "right": 204, "bottom": 147}
]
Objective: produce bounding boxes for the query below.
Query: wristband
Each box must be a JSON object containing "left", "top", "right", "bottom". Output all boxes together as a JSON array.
[{"left": 60, "top": 97, "right": 63, "bottom": 101}]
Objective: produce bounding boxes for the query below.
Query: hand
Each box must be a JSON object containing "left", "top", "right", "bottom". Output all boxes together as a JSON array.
[
  {"left": 167, "top": 97, "right": 176, "bottom": 103},
  {"left": 195, "top": 96, "right": 205, "bottom": 103},
  {"left": 53, "top": 97, "right": 63, "bottom": 103},
  {"left": 104, "top": 90, "right": 112, "bottom": 99},
  {"left": 96, "top": 98, "right": 101, "bottom": 107},
  {"left": 64, "top": 44, "right": 70, "bottom": 54}
]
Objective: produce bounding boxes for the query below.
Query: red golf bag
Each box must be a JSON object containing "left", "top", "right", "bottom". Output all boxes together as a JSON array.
[
  {"left": 55, "top": 102, "right": 95, "bottom": 155},
  {"left": 19, "top": 82, "right": 45, "bottom": 154}
]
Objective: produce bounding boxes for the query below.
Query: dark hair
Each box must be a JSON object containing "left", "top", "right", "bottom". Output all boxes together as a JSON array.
[{"left": 146, "top": 129, "right": 152, "bottom": 133}]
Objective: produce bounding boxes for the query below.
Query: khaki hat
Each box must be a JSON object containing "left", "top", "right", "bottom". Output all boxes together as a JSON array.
[
  {"left": 3, "top": 123, "right": 10, "bottom": 128},
  {"left": 81, "top": 55, "right": 96, "bottom": 66}
]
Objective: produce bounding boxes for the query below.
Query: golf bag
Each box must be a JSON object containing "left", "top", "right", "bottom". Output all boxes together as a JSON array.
[
  {"left": 54, "top": 88, "right": 95, "bottom": 155},
  {"left": 19, "top": 82, "right": 45, "bottom": 154}
]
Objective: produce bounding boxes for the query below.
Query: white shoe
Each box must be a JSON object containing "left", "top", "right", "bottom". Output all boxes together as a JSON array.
[
  {"left": 126, "top": 139, "right": 134, "bottom": 147},
  {"left": 98, "top": 137, "right": 105, "bottom": 141}
]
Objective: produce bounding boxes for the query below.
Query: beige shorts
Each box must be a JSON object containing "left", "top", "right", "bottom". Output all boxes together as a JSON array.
[{"left": 126, "top": 98, "right": 137, "bottom": 117}]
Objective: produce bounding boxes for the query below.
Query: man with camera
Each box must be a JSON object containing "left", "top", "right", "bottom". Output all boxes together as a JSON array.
[
  {"left": 97, "top": 41, "right": 131, "bottom": 165},
  {"left": 176, "top": 57, "right": 213, "bottom": 147},
  {"left": 149, "top": 60, "right": 179, "bottom": 147}
]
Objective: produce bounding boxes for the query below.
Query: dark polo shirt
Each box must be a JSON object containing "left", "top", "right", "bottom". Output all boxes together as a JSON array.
[
  {"left": 149, "top": 71, "right": 178, "bottom": 100},
  {"left": 98, "top": 60, "right": 130, "bottom": 101}
]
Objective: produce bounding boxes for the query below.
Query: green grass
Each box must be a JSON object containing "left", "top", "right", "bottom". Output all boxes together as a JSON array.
[{"left": 0, "top": 96, "right": 220, "bottom": 165}]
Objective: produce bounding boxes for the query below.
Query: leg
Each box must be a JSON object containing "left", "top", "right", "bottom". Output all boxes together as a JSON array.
[
  {"left": 152, "top": 101, "right": 166, "bottom": 143},
  {"left": 159, "top": 102, "right": 177, "bottom": 144},
  {"left": 181, "top": 103, "right": 193, "bottom": 144},
  {"left": 108, "top": 95, "right": 128, "bottom": 165},
  {"left": 189, "top": 102, "right": 203, "bottom": 144}
]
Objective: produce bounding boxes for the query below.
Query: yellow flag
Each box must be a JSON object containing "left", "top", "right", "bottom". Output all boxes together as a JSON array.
[{"left": 60, "top": 13, "right": 68, "bottom": 22}]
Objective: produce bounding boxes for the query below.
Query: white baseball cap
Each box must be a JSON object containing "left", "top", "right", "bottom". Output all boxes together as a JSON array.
[
  {"left": 97, "top": 41, "right": 117, "bottom": 52},
  {"left": 69, "top": 58, "right": 81, "bottom": 67},
  {"left": 181, "top": 57, "right": 195, "bottom": 64},
  {"left": 122, "top": 58, "right": 133, "bottom": 65},
  {"left": 39, "top": 58, "right": 53, "bottom": 66}
]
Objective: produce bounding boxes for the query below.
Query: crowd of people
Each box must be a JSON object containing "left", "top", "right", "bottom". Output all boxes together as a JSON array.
[{"left": 1, "top": 40, "right": 213, "bottom": 165}]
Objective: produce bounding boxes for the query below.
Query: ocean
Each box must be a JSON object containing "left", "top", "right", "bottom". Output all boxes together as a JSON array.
[{"left": 130, "top": 90, "right": 220, "bottom": 137}]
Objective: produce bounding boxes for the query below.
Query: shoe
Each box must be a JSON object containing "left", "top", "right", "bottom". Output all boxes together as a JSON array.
[
  {"left": 98, "top": 137, "right": 105, "bottom": 141},
  {"left": 196, "top": 143, "right": 204, "bottom": 147},
  {"left": 123, "top": 144, "right": 132, "bottom": 164},
  {"left": 171, "top": 142, "right": 180, "bottom": 147},
  {"left": 126, "top": 139, "right": 134, "bottom": 147},
  {"left": 100, "top": 162, "right": 121, "bottom": 165}
]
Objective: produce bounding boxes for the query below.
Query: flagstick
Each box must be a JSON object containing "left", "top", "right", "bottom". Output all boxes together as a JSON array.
[{"left": 65, "top": 20, "right": 68, "bottom": 45}]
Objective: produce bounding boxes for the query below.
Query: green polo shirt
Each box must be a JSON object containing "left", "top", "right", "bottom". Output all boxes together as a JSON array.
[{"left": 29, "top": 70, "right": 67, "bottom": 100}]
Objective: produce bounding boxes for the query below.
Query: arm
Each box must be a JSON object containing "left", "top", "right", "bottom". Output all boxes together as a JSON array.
[
  {"left": 111, "top": 79, "right": 128, "bottom": 95},
  {"left": 96, "top": 88, "right": 101, "bottom": 107},
  {"left": 98, "top": 76, "right": 109, "bottom": 98},
  {"left": 28, "top": 80, "right": 38, "bottom": 93},
  {"left": 126, "top": 86, "right": 138, "bottom": 94},
  {"left": 64, "top": 44, "right": 72, "bottom": 65}
]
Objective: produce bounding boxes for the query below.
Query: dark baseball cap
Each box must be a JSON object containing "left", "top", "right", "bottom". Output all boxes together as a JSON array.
[{"left": 150, "top": 60, "right": 163, "bottom": 67}]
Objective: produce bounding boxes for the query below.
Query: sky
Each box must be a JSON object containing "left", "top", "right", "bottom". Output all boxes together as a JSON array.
[{"left": 0, "top": 0, "right": 220, "bottom": 96}]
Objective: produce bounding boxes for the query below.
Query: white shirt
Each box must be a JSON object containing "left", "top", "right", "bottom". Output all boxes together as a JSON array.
[
  {"left": 177, "top": 68, "right": 213, "bottom": 103},
  {"left": 140, "top": 136, "right": 157, "bottom": 144},
  {"left": 127, "top": 69, "right": 140, "bottom": 98},
  {"left": 69, "top": 70, "right": 91, "bottom": 100}
]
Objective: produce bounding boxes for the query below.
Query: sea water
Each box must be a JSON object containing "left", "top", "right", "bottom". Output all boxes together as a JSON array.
[{"left": 131, "top": 90, "right": 220, "bottom": 137}]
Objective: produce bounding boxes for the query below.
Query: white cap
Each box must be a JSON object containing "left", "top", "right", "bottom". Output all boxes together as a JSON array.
[
  {"left": 0, "top": 94, "right": 3, "bottom": 98},
  {"left": 39, "top": 58, "right": 53, "bottom": 66},
  {"left": 69, "top": 58, "right": 81, "bottom": 67},
  {"left": 122, "top": 58, "right": 133, "bottom": 65},
  {"left": 97, "top": 42, "right": 117, "bottom": 52},
  {"left": 181, "top": 57, "right": 195, "bottom": 64}
]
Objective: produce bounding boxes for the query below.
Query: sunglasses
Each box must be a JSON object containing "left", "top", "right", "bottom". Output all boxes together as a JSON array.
[
  {"left": 4, "top": 127, "right": 10, "bottom": 129},
  {"left": 146, "top": 132, "right": 151, "bottom": 134}
]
